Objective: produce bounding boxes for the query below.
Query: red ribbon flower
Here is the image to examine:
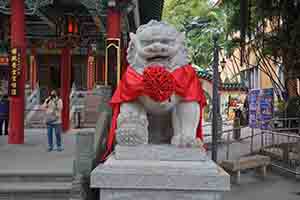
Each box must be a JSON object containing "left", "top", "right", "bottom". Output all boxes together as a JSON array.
[{"left": 143, "top": 65, "right": 175, "bottom": 102}]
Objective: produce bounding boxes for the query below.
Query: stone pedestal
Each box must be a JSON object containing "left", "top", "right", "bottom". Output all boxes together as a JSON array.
[{"left": 91, "top": 145, "right": 230, "bottom": 200}]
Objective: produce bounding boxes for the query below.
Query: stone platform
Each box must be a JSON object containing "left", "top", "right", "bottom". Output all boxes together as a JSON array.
[{"left": 91, "top": 145, "right": 230, "bottom": 200}]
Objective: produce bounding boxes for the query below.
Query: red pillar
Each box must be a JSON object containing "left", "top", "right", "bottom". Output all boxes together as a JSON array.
[
  {"left": 101, "top": 57, "right": 105, "bottom": 83},
  {"left": 30, "top": 48, "right": 37, "bottom": 90},
  {"left": 105, "top": 7, "right": 121, "bottom": 87},
  {"left": 61, "top": 47, "right": 71, "bottom": 132},
  {"left": 95, "top": 56, "right": 99, "bottom": 84},
  {"left": 107, "top": 8, "right": 121, "bottom": 38},
  {"left": 9, "top": 0, "right": 26, "bottom": 144}
]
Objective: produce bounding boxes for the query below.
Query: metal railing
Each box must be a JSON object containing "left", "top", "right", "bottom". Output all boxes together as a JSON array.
[
  {"left": 25, "top": 85, "right": 40, "bottom": 112},
  {"left": 70, "top": 83, "right": 87, "bottom": 123},
  {"left": 269, "top": 117, "right": 300, "bottom": 133},
  {"left": 260, "top": 130, "right": 300, "bottom": 175},
  {"left": 220, "top": 127, "right": 300, "bottom": 176},
  {"left": 24, "top": 85, "right": 41, "bottom": 124}
]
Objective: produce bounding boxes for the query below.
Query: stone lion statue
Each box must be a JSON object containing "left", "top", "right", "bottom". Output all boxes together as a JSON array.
[{"left": 103, "top": 20, "right": 207, "bottom": 159}]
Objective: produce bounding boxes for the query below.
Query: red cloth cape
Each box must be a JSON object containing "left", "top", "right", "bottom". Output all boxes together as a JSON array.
[{"left": 102, "top": 64, "right": 207, "bottom": 161}]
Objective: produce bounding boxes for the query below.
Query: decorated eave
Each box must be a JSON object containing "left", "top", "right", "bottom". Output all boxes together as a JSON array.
[
  {"left": 196, "top": 68, "right": 248, "bottom": 92},
  {"left": 0, "top": 0, "right": 165, "bottom": 51}
]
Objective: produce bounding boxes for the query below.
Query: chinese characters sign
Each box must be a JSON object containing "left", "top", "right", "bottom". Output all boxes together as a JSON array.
[
  {"left": 9, "top": 48, "right": 21, "bottom": 96},
  {"left": 248, "top": 88, "right": 274, "bottom": 129}
]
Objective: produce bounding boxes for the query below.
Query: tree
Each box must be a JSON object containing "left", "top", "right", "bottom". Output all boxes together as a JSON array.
[
  {"left": 222, "top": 0, "right": 300, "bottom": 98},
  {"left": 162, "top": 0, "right": 236, "bottom": 68}
]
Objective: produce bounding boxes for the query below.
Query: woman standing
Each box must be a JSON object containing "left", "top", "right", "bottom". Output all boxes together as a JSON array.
[{"left": 42, "top": 90, "right": 63, "bottom": 151}]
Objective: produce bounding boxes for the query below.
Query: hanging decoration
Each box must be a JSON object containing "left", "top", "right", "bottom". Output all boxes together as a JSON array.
[
  {"left": 0, "top": 43, "right": 9, "bottom": 65},
  {"left": 56, "top": 15, "right": 80, "bottom": 47},
  {"left": 143, "top": 66, "right": 176, "bottom": 102}
]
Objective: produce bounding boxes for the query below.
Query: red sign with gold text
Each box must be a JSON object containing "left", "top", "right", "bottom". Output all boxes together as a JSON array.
[{"left": 9, "top": 48, "right": 21, "bottom": 96}]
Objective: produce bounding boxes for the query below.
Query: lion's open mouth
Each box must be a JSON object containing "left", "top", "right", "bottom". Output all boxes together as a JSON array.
[{"left": 147, "top": 56, "right": 170, "bottom": 62}]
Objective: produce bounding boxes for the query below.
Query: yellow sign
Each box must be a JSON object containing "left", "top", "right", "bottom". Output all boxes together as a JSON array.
[{"left": 9, "top": 47, "right": 21, "bottom": 96}]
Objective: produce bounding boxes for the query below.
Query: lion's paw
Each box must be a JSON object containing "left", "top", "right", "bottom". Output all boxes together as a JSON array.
[
  {"left": 171, "top": 135, "right": 182, "bottom": 147},
  {"left": 171, "top": 135, "right": 205, "bottom": 150}
]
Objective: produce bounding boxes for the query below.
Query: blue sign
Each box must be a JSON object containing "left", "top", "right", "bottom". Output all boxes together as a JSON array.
[
  {"left": 248, "top": 88, "right": 274, "bottom": 129},
  {"left": 249, "top": 89, "right": 260, "bottom": 128},
  {"left": 259, "top": 88, "right": 274, "bottom": 129}
]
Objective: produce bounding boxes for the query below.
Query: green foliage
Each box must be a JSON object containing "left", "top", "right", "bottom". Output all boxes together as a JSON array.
[
  {"left": 222, "top": 0, "right": 300, "bottom": 97},
  {"left": 163, "top": 0, "right": 236, "bottom": 67},
  {"left": 274, "top": 99, "right": 286, "bottom": 112}
]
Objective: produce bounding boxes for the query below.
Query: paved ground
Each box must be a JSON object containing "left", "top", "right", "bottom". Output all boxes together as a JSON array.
[
  {"left": 0, "top": 126, "right": 299, "bottom": 200},
  {"left": 224, "top": 171, "right": 300, "bottom": 200},
  {"left": 203, "top": 122, "right": 300, "bottom": 200},
  {"left": 0, "top": 128, "right": 76, "bottom": 173}
]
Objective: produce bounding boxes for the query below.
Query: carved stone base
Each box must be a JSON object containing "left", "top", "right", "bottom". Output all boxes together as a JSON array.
[{"left": 90, "top": 145, "right": 230, "bottom": 200}]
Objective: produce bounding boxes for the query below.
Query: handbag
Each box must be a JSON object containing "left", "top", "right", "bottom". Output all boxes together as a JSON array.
[
  {"left": 45, "top": 99, "right": 59, "bottom": 124},
  {"left": 45, "top": 111, "right": 58, "bottom": 124}
]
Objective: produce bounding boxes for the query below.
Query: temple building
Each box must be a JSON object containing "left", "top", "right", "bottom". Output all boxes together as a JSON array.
[{"left": 0, "top": 0, "right": 164, "bottom": 144}]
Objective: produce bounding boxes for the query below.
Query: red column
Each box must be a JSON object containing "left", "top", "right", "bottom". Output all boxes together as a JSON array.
[
  {"left": 107, "top": 8, "right": 121, "bottom": 38},
  {"left": 61, "top": 47, "right": 71, "bottom": 132},
  {"left": 30, "top": 48, "right": 37, "bottom": 90},
  {"left": 101, "top": 56, "right": 105, "bottom": 83},
  {"left": 95, "top": 56, "right": 99, "bottom": 84},
  {"left": 106, "top": 7, "right": 121, "bottom": 87},
  {"left": 8, "top": 0, "right": 26, "bottom": 144}
]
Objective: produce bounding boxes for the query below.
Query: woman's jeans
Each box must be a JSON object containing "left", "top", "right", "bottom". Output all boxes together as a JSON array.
[{"left": 46, "top": 122, "right": 62, "bottom": 150}]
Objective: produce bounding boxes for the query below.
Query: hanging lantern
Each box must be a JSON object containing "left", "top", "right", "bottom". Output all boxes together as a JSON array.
[
  {"left": 56, "top": 15, "right": 80, "bottom": 46},
  {"left": 66, "top": 15, "right": 79, "bottom": 36},
  {"left": 0, "top": 43, "right": 9, "bottom": 66}
]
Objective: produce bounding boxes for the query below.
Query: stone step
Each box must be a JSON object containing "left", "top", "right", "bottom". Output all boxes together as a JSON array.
[
  {"left": 0, "top": 182, "right": 71, "bottom": 200},
  {"left": 0, "top": 172, "right": 73, "bottom": 183},
  {"left": 0, "top": 171, "right": 73, "bottom": 200}
]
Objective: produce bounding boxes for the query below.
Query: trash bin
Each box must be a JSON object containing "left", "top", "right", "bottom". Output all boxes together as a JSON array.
[
  {"left": 233, "top": 117, "right": 241, "bottom": 140},
  {"left": 233, "top": 108, "right": 242, "bottom": 140}
]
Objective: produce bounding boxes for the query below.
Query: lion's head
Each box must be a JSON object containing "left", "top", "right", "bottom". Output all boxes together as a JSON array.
[{"left": 127, "top": 20, "right": 189, "bottom": 74}]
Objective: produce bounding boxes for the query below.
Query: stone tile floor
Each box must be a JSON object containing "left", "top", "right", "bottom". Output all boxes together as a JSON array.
[
  {"left": 224, "top": 170, "right": 300, "bottom": 200},
  {"left": 0, "top": 128, "right": 76, "bottom": 173},
  {"left": 0, "top": 127, "right": 299, "bottom": 200}
]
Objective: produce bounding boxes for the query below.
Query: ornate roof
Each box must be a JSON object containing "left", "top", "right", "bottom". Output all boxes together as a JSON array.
[
  {"left": 195, "top": 67, "right": 248, "bottom": 91},
  {"left": 0, "top": 0, "right": 165, "bottom": 50}
]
